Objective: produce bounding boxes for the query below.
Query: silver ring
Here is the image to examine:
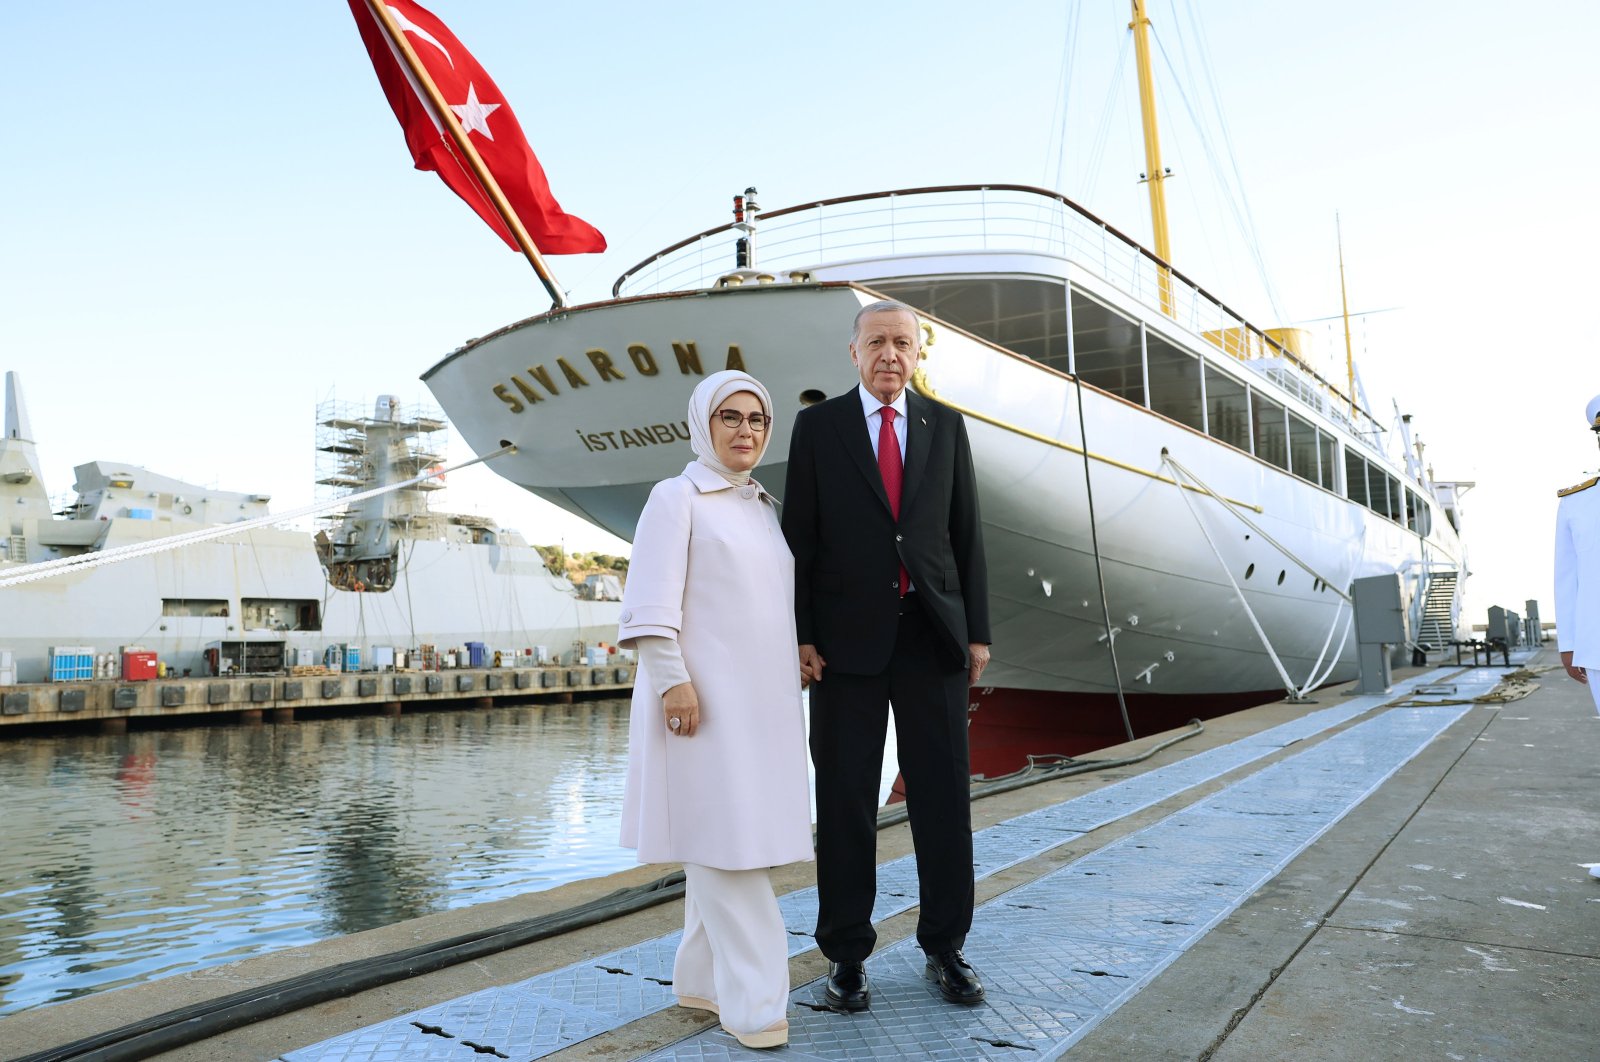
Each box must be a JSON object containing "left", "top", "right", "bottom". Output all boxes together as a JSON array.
[{"left": 669, "top": 717, "right": 681, "bottom": 730}]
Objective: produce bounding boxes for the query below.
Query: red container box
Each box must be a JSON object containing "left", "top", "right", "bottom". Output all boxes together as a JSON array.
[{"left": 122, "top": 651, "right": 158, "bottom": 681}]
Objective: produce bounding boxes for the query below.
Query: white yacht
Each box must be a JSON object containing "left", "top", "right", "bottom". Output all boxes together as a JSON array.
[{"left": 417, "top": 8, "right": 1466, "bottom": 772}]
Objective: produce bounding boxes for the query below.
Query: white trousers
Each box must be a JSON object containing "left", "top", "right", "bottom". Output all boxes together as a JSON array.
[
  {"left": 1589, "top": 677, "right": 1600, "bottom": 716},
  {"left": 676, "top": 864, "right": 789, "bottom": 1035}
]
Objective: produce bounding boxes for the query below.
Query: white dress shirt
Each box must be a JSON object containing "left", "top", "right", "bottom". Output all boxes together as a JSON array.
[{"left": 857, "top": 383, "right": 907, "bottom": 462}]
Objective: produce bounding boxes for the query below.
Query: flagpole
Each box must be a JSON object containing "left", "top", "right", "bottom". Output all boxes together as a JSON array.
[{"left": 364, "top": 0, "right": 568, "bottom": 309}]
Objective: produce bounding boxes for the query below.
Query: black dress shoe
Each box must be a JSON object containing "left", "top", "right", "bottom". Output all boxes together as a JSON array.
[
  {"left": 824, "top": 960, "right": 870, "bottom": 1011},
  {"left": 924, "top": 949, "right": 985, "bottom": 1005}
]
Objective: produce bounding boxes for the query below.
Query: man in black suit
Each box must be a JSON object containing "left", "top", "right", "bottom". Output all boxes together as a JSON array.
[{"left": 782, "top": 298, "right": 991, "bottom": 1011}]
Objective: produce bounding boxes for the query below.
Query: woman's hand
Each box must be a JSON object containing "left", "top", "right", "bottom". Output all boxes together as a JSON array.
[
  {"left": 662, "top": 682, "right": 701, "bottom": 736},
  {"left": 799, "top": 644, "right": 826, "bottom": 686}
]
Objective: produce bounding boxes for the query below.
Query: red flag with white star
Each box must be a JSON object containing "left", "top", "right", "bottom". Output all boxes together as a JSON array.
[{"left": 348, "top": 0, "right": 605, "bottom": 254}]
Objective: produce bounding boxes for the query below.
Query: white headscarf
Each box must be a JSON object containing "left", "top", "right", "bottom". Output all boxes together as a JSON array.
[{"left": 688, "top": 370, "right": 774, "bottom": 485}]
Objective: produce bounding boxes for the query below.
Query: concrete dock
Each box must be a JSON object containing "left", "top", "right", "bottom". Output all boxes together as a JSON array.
[
  {"left": 0, "top": 663, "right": 634, "bottom": 731},
  {"left": 6, "top": 648, "right": 1596, "bottom": 1061}
]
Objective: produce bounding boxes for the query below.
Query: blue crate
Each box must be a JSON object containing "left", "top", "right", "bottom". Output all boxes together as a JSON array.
[{"left": 49, "top": 650, "right": 94, "bottom": 682}]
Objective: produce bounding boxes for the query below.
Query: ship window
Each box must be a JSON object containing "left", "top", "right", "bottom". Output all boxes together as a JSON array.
[
  {"left": 1068, "top": 290, "right": 1144, "bottom": 404},
  {"left": 242, "top": 598, "right": 322, "bottom": 631},
  {"left": 1318, "top": 431, "right": 1337, "bottom": 491},
  {"left": 1205, "top": 366, "right": 1250, "bottom": 452},
  {"left": 873, "top": 276, "right": 1069, "bottom": 368},
  {"left": 1252, "top": 394, "right": 1289, "bottom": 470},
  {"left": 1146, "top": 331, "right": 1204, "bottom": 430},
  {"left": 1415, "top": 496, "right": 1432, "bottom": 536},
  {"left": 1287, "top": 412, "right": 1319, "bottom": 485},
  {"left": 1344, "top": 450, "right": 1369, "bottom": 508},
  {"left": 1381, "top": 473, "right": 1401, "bottom": 521},
  {"left": 161, "top": 598, "right": 229, "bottom": 617},
  {"left": 1342, "top": 452, "right": 1407, "bottom": 524}
]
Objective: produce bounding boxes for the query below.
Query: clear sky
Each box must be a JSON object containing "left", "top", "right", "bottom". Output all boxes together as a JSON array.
[{"left": 5, "top": 1, "right": 1596, "bottom": 622}]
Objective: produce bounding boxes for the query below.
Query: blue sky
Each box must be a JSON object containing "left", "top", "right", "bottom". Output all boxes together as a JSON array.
[{"left": 5, "top": 1, "right": 1597, "bottom": 620}]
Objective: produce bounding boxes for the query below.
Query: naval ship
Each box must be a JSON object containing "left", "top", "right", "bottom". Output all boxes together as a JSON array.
[{"left": 0, "top": 374, "right": 622, "bottom": 685}]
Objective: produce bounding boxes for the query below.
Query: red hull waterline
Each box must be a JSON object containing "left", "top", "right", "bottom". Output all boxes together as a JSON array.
[{"left": 887, "top": 685, "right": 1284, "bottom": 803}]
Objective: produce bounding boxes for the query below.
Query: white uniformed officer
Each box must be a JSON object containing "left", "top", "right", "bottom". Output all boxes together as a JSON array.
[
  {"left": 1554, "top": 393, "right": 1600, "bottom": 718},
  {"left": 1555, "top": 394, "right": 1600, "bottom": 881}
]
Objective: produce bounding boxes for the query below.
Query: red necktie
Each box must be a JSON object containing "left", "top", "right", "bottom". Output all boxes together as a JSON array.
[{"left": 878, "top": 407, "right": 909, "bottom": 597}]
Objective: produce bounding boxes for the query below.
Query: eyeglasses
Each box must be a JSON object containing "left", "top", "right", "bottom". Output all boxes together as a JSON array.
[{"left": 715, "top": 410, "right": 770, "bottom": 432}]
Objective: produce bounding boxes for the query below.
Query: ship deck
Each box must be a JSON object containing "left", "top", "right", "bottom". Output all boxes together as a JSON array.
[{"left": 10, "top": 647, "right": 1596, "bottom": 1062}]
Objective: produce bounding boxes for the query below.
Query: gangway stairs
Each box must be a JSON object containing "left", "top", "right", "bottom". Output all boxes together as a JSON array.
[{"left": 1416, "top": 570, "right": 1460, "bottom": 650}]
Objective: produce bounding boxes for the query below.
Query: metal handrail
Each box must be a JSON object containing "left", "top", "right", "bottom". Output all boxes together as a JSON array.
[{"left": 612, "top": 184, "right": 1375, "bottom": 430}]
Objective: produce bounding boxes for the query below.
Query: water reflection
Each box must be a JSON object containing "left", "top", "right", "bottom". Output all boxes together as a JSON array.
[
  {"left": 0, "top": 695, "right": 897, "bottom": 1016},
  {"left": 0, "top": 699, "right": 636, "bottom": 1015}
]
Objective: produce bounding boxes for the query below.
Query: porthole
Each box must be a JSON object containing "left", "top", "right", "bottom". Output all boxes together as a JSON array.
[
  {"left": 799, "top": 389, "right": 827, "bottom": 406},
  {"left": 1277, "top": 570, "right": 1286, "bottom": 585},
  {"left": 1244, "top": 563, "right": 1255, "bottom": 580}
]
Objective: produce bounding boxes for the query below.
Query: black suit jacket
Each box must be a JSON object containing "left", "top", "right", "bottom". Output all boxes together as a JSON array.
[{"left": 782, "top": 388, "right": 990, "bottom": 675}]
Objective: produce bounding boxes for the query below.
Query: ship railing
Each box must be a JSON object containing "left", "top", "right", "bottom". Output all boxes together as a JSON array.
[
  {"left": 1247, "top": 360, "right": 1359, "bottom": 433},
  {"left": 614, "top": 185, "right": 1376, "bottom": 434}
]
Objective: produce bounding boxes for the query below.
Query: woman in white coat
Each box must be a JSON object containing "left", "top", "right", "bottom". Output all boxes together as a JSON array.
[{"left": 618, "top": 370, "right": 813, "bottom": 1049}]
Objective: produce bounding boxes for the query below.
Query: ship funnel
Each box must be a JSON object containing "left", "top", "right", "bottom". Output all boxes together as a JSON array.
[
  {"left": 5, "top": 372, "right": 33, "bottom": 442},
  {"left": 374, "top": 395, "right": 400, "bottom": 422}
]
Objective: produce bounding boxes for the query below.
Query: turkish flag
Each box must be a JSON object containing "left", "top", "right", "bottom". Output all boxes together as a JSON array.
[{"left": 348, "top": 0, "right": 606, "bottom": 254}]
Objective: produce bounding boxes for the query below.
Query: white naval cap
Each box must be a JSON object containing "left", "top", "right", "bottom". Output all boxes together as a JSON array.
[{"left": 1589, "top": 393, "right": 1600, "bottom": 428}]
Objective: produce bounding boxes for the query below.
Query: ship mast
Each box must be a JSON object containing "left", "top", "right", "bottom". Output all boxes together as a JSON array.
[
  {"left": 1336, "top": 214, "right": 1358, "bottom": 419},
  {"left": 1130, "top": 0, "right": 1173, "bottom": 316}
]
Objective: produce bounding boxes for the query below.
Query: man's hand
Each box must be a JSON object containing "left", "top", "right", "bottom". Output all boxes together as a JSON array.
[
  {"left": 662, "top": 682, "right": 701, "bottom": 736},
  {"left": 799, "top": 644, "right": 827, "bottom": 686},
  {"left": 968, "top": 643, "right": 991, "bottom": 687},
  {"left": 1562, "top": 650, "right": 1588, "bottom": 684}
]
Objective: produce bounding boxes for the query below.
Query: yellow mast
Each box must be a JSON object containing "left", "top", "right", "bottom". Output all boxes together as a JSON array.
[
  {"left": 1336, "top": 213, "right": 1356, "bottom": 418},
  {"left": 1130, "top": 0, "right": 1173, "bottom": 315}
]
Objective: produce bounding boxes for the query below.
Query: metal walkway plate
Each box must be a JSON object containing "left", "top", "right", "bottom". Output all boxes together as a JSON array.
[
  {"left": 284, "top": 667, "right": 1492, "bottom": 1062},
  {"left": 639, "top": 695, "right": 1496, "bottom": 1060}
]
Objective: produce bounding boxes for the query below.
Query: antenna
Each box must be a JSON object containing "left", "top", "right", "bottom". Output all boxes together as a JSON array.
[{"left": 5, "top": 372, "right": 34, "bottom": 442}]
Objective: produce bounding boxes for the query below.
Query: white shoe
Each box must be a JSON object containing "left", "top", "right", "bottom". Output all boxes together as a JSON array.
[
  {"left": 1589, "top": 864, "right": 1600, "bottom": 880},
  {"left": 727, "top": 1019, "right": 788, "bottom": 1049},
  {"left": 677, "top": 995, "right": 719, "bottom": 1015}
]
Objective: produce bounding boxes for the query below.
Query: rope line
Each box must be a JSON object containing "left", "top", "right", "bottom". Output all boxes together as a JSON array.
[
  {"left": 1161, "top": 451, "right": 1349, "bottom": 601},
  {"left": 1165, "top": 455, "right": 1298, "bottom": 697},
  {"left": 1162, "top": 451, "right": 1352, "bottom": 700}
]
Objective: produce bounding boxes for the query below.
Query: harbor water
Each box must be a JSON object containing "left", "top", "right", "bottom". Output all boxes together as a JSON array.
[{"left": 0, "top": 696, "right": 896, "bottom": 1016}]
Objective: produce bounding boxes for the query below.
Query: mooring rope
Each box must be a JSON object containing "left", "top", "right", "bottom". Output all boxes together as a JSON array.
[
  {"left": 1161, "top": 451, "right": 1351, "bottom": 603},
  {"left": 1161, "top": 450, "right": 1352, "bottom": 700}
]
